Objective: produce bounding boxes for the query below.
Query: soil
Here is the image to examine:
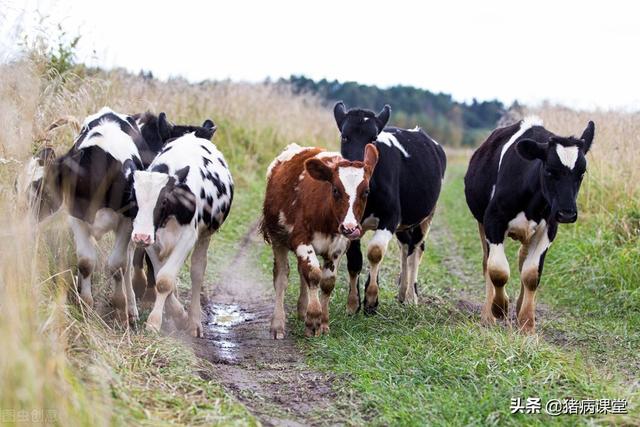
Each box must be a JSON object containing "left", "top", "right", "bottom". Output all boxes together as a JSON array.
[{"left": 191, "top": 222, "right": 345, "bottom": 426}]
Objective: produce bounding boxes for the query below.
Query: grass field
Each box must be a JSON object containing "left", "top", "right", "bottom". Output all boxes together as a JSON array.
[{"left": 0, "top": 52, "right": 638, "bottom": 425}]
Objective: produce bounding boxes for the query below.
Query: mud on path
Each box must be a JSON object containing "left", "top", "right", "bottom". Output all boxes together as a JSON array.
[{"left": 191, "top": 222, "right": 342, "bottom": 426}]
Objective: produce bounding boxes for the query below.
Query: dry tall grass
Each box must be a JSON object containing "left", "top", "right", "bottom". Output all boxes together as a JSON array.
[
  {"left": 0, "top": 54, "right": 336, "bottom": 424},
  {"left": 526, "top": 105, "right": 640, "bottom": 215}
]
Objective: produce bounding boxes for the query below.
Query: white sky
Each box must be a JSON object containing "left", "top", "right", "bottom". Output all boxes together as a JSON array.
[{"left": 2, "top": 0, "right": 639, "bottom": 109}]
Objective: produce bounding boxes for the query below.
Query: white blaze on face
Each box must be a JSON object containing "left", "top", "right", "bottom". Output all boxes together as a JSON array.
[
  {"left": 555, "top": 144, "right": 579, "bottom": 170},
  {"left": 132, "top": 171, "right": 169, "bottom": 242},
  {"left": 337, "top": 166, "right": 365, "bottom": 228}
]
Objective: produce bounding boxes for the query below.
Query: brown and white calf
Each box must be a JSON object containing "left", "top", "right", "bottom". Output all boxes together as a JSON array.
[{"left": 262, "top": 143, "right": 378, "bottom": 338}]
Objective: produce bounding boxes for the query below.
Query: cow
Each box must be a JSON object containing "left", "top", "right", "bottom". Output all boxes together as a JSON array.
[
  {"left": 27, "top": 107, "right": 215, "bottom": 324},
  {"left": 262, "top": 143, "right": 379, "bottom": 338},
  {"left": 464, "top": 116, "right": 595, "bottom": 333},
  {"left": 130, "top": 132, "right": 233, "bottom": 337},
  {"left": 333, "top": 102, "right": 446, "bottom": 314}
]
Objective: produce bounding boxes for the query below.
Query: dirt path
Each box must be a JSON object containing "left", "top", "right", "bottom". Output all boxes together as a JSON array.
[{"left": 191, "top": 222, "right": 342, "bottom": 426}]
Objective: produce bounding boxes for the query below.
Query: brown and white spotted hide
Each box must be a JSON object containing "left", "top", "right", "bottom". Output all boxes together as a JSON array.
[{"left": 262, "top": 143, "right": 378, "bottom": 339}]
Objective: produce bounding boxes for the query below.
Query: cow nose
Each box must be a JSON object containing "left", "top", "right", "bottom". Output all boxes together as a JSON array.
[
  {"left": 556, "top": 210, "right": 577, "bottom": 223},
  {"left": 339, "top": 223, "right": 361, "bottom": 239},
  {"left": 132, "top": 233, "right": 152, "bottom": 247}
]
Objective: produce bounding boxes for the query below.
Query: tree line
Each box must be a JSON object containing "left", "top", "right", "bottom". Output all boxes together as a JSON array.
[{"left": 282, "top": 75, "right": 505, "bottom": 147}]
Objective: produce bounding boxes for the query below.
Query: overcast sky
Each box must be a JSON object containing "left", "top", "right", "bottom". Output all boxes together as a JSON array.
[{"left": 2, "top": 0, "right": 639, "bottom": 109}]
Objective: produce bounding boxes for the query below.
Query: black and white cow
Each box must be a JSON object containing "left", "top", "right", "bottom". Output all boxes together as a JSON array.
[
  {"left": 464, "top": 117, "right": 595, "bottom": 333},
  {"left": 27, "top": 107, "right": 215, "bottom": 324},
  {"left": 334, "top": 102, "right": 447, "bottom": 314},
  {"left": 130, "top": 132, "right": 233, "bottom": 337}
]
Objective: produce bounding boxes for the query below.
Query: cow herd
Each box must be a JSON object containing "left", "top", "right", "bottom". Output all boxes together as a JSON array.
[{"left": 23, "top": 103, "right": 595, "bottom": 338}]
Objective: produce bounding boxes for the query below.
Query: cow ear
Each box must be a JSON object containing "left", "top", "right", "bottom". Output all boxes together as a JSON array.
[
  {"left": 158, "top": 112, "right": 172, "bottom": 141},
  {"left": 305, "top": 158, "right": 333, "bottom": 182},
  {"left": 202, "top": 119, "right": 217, "bottom": 139},
  {"left": 334, "top": 101, "right": 347, "bottom": 131},
  {"left": 122, "top": 159, "right": 137, "bottom": 181},
  {"left": 516, "top": 138, "right": 548, "bottom": 161},
  {"left": 375, "top": 104, "right": 391, "bottom": 133},
  {"left": 579, "top": 121, "right": 595, "bottom": 153},
  {"left": 175, "top": 165, "right": 190, "bottom": 183},
  {"left": 363, "top": 143, "right": 379, "bottom": 173}
]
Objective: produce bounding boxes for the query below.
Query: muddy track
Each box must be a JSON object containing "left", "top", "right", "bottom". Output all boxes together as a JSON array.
[{"left": 191, "top": 222, "right": 342, "bottom": 426}]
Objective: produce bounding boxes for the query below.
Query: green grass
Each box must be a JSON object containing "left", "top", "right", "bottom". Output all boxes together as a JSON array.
[{"left": 257, "top": 160, "right": 640, "bottom": 426}]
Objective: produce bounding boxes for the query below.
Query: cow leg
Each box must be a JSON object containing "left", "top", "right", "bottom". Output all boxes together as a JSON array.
[
  {"left": 186, "top": 234, "right": 211, "bottom": 338},
  {"left": 165, "top": 290, "right": 188, "bottom": 328},
  {"left": 297, "top": 264, "right": 309, "bottom": 320},
  {"left": 123, "top": 243, "right": 137, "bottom": 323},
  {"left": 132, "top": 247, "right": 147, "bottom": 299},
  {"left": 294, "top": 241, "right": 323, "bottom": 337},
  {"left": 364, "top": 229, "right": 393, "bottom": 314},
  {"left": 479, "top": 220, "right": 510, "bottom": 325},
  {"left": 146, "top": 228, "right": 197, "bottom": 333},
  {"left": 516, "top": 223, "right": 552, "bottom": 334},
  {"left": 319, "top": 256, "right": 339, "bottom": 335},
  {"left": 515, "top": 243, "right": 529, "bottom": 320},
  {"left": 270, "top": 243, "right": 290, "bottom": 339},
  {"left": 69, "top": 217, "right": 97, "bottom": 309},
  {"left": 403, "top": 214, "right": 433, "bottom": 305},
  {"left": 106, "top": 219, "right": 137, "bottom": 325},
  {"left": 141, "top": 252, "right": 157, "bottom": 310},
  {"left": 395, "top": 230, "right": 411, "bottom": 303},
  {"left": 345, "top": 239, "right": 362, "bottom": 315}
]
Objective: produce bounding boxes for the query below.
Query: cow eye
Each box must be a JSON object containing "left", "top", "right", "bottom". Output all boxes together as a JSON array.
[
  {"left": 362, "top": 188, "right": 370, "bottom": 198},
  {"left": 341, "top": 136, "right": 348, "bottom": 143},
  {"left": 332, "top": 186, "right": 340, "bottom": 198}
]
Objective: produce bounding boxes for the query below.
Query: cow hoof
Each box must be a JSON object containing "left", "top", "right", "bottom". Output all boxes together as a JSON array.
[
  {"left": 491, "top": 300, "right": 509, "bottom": 319},
  {"left": 517, "top": 317, "right": 536, "bottom": 335},
  {"left": 270, "top": 317, "right": 285, "bottom": 340},
  {"left": 363, "top": 300, "right": 378, "bottom": 316},
  {"left": 146, "top": 313, "right": 162, "bottom": 333},
  {"left": 128, "top": 310, "right": 140, "bottom": 326},
  {"left": 320, "top": 323, "right": 330, "bottom": 335},
  {"left": 481, "top": 308, "right": 496, "bottom": 327},
  {"left": 188, "top": 321, "right": 203, "bottom": 338},
  {"left": 297, "top": 306, "right": 307, "bottom": 321},
  {"left": 346, "top": 296, "right": 360, "bottom": 315},
  {"left": 114, "top": 308, "right": 129, "bottom": 325},
  {"left": 79, "top": 293, "right": 94, "bottom": 309},
  {"left": 141, "top": 289, "right": 156, "bottom": 311},
  {"left": 399, "top": 293, "right": 418, "bottom": 305},
  {"left": 145, "top": 321, "right": 160, "bottom": 333},
  {"left": 304, "top": 311, "right": 322, "bottom": 337}
]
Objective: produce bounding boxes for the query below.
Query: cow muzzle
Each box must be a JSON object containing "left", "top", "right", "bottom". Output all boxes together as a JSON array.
[
  {"left": 132, "top": 233, "right": 153, "bottom": 247},
  {"left": 556, "top": 210, "right": 578, "bottom": 224},
  {"left": 339, "top": 223, "right": 362, "bottom": 240}
]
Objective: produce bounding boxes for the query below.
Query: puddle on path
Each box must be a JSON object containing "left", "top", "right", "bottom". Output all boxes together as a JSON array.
[{"left": 205, "top": 303, "right": 255, "bottom": 363}]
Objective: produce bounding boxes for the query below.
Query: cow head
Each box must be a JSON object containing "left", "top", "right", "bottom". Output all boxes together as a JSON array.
[
  {"left": 516, "top": 121, "right": 595, "bottom": 224},
  {"left": 304, "top": 144, "right": 379, "bottom": 239},
  {"left": 20, "top": 147, "right": 63, "bottom": 221},
  {"left": 135, "top": 112, "right": 216, "bottom": 148},
  {"left": 334, "top": 101, "right": 390, "bottom": 162},
  {"left": 130, "top": 165, "right": 196, "bottom": 247}
]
